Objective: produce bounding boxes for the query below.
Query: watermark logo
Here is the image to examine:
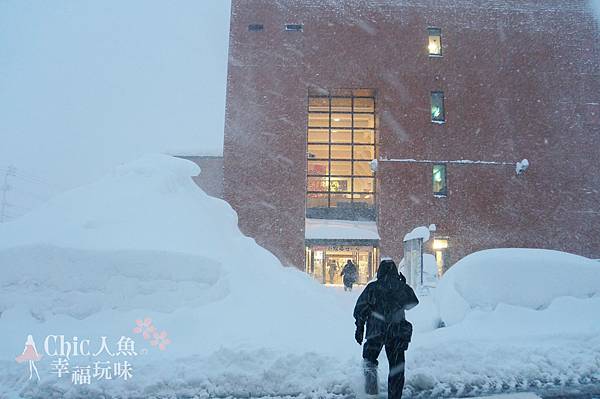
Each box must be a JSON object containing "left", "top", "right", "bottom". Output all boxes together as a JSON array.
[
  {"left": 15, "top": 334, "right": 43, "bottom": 381},
  {"left": 132, "top": 317, "right": 171, "bottom": 351},
  {"left": 15, "top": 317, "right": 171, "bottom": 384}
]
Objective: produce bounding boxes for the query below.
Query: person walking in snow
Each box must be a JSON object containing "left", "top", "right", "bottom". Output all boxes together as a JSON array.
[
  {"left": 340, "top": 259, "right": 358, "bottom": 291},
  {"left": 353, "top": 259, "right": 419, "bottom": 399}
]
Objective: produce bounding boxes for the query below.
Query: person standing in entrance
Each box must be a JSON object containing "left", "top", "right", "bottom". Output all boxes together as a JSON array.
[
  {"left": 328, "top": 260, "right": 338, "bottom": 285},
  {"left": 340, "top": 259, "right": 358, "bottom": 291},
  {"left": 353, "top": 259, "right": 419, "bottom": 398}
]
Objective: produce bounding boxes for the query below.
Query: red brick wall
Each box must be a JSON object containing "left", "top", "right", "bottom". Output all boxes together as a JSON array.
[{"left": 224, "top": 0, "right": 600, "bottom": 269}]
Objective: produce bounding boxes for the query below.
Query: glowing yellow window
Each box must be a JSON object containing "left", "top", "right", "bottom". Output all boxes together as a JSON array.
[
  {"left": 309, "top": 97, "right": 329, "bottom": 112},
  {"left": 432, "top": 239, "right": 448, "bottom": 250},
  {"left": 354, "top": 130, "right": 375, "bottom": 144},
  {"left": 331, "top": 114, "right": 352, "bottom": 128},
  {"left": 353, "top": 114, "right": 375, "bottom": 128},
  {"left": 354, "top": 98, "right": 374, "bottom": 113},
  {"left": 308, "top": 129, "right": 329, "bottom": 143},
  {"left": 353, "top": 177, "right": 374, "bottom": 193},
  {"left": 433, "top": 238, "right": 449, "bottom": 276},
  {"left": 308, "top": 113, "right": 329, "bottom": 127},
  {"left": 353, "top": 161, "right": 374, "bottom": 176},
  {"left": 307, "top": 177, "right": 329, "bottom": 192},
  {"left": 330, "top": 177, "right": 351, "bottom": 193},
  {"left": 330, "top": 161, "right": 352, "bottom": 176},
  {"left": 428, "top": 28, "right": 442, "bottom": 56},
  {"left": 331, "top": 98, "right": 352, "bottom": 112},
  {"left": 330, "top": 145, "right": 352, "bottom": 159},
  {"left": 331, "top": 129, "right": 352, "bottom": 143},
  {"left": 354, "top": 146, "right": 375, "bottom": 160},
  {"left": 307, "top": 144, "right": 329, "bottom": 159}
]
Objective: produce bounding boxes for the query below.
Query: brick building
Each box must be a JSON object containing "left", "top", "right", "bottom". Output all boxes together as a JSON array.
[{"left": 192, "top": 0, "right": 600, "bottom": 284}]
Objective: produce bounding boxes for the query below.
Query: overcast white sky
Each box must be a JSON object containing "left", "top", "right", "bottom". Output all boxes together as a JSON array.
[{"left": 0, "top": 0, "right": 231, "bottom": 191}]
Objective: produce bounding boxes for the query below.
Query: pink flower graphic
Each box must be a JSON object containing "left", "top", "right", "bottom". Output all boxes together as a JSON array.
[
  {"left": 133, "top": 318, "right": 171, "bottom": 351},
  {"left": 150, "top": 331, "right": 171, "bottom": 351},
  {"left": 133, "top": 318, "right": 156, "bottom": 340}
]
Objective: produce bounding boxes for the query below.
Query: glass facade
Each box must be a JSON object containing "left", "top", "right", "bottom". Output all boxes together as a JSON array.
[
  {"left": 305, "top": 245, "right": 378, "bottom": 285},
  {"left": 307, "top": 90, "right": 377, "bottom": 220}
]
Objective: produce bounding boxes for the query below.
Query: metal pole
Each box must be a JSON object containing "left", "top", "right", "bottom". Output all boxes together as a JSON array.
[{"left": 419, "top": 238, "right": 424, "bottom": 286}]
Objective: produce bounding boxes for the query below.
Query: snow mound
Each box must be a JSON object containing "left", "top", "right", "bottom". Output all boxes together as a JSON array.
[
  {"left": 435, "top": 248, "right": 600, "bottom": 326},
  {"left": 403, "top": 226, "right": 431, "bottom": 243},
  {"left": 0, "top": 155, "right": 351, "bottom": 357},
  {"left": 0, "top": 245, "right": 227, "bottom": 320},
  {"left": 305, "top": 218, "right": 380, "bottom": 240}
]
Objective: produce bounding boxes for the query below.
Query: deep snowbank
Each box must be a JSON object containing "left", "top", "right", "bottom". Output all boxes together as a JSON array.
[
  {"left": 1, "top": 155, "right": 599, "bottom": 398},
  {"left": 434, "top": 249, "right": 600, "bottom": 326},
  {"left": 0, "top": 155, "right": 356, "bottom": 397},
  {"left": 0, "top": 154, "right": 351, "bottom": 350}
]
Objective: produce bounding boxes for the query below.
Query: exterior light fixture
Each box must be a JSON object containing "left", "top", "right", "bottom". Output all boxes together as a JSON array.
[
  {"left": 516, "top": 159, "right": 529, "bottom": 175},
  {"left": 432, "top": 239, "right": 449, "bottom": 250}
]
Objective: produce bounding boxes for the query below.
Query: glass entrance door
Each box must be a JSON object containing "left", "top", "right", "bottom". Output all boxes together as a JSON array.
[{"left": 306, "top": 245, "right": 378, "bottom": 285}]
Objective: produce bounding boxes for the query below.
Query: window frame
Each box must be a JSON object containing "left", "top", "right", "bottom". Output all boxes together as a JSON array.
[
  {"left": 306, "top": 91, "right": 377, "bottom": 210},
  {"left": 431, "top": 91, "right": 446, "bottom": 124},
  {"left": 285, "top": 24, "right": 304, "bottom": 32},
  {"left": 432, "top": 164, "right": 448, "bottom": 197},
  {"left": 248, "top": 24, "right": 264, "bottom": 32},
  {"left": 427, "top": 27, "right": 443, "bottom": 57}
]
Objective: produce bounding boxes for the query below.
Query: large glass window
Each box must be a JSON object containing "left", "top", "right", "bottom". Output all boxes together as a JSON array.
[
  {"left": 433, "top": 164, "right": 447, "bottom": 196},
  {"left": 307, "top": 90, "right": 376, "bottom": 220}
]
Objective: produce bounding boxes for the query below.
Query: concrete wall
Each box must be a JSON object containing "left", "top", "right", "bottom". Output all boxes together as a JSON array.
[{"left": 179, "top": 156, "right": 224, "bottom": 199}]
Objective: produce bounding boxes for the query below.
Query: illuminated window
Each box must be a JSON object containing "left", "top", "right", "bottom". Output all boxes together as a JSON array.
[
  {"left": 285, "top": 24, "right": 303, "bottom": 32},
  {"left": 433, "top": 164, "right": 447, "bottom": 196},
  {"left": 248, "top": 24, "right": 264, "bottom": 32},
  {"left": 428, "top": 28, "right": 442, "bottom": 56},
  {"left": 432, "top": 238, "right": 449, "bottom": 276},
  {"left": 431, "top": 91, "right": 445, "bottom": 123},
  {"left": 307, "top": 89, "right": 376, "bottom": 220}
]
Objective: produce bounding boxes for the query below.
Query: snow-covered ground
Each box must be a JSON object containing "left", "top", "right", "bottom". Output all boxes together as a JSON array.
[{"left": 0, "top": 155, "right": 599, "bottom": 398}]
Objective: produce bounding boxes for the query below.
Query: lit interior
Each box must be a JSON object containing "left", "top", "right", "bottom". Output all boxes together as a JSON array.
[
  {"left": 428, "top": 28, "right": 442, "bottom": 56},
  {"left": 433, "top": 164, "right": 447, "bottom": 195},
  {"left": 433, "top": 238, "right": 449, "bottom": 276},
  {"left": 432, "top": 239, "right": 448, "bottom": 250},
  {"left": 305, "top": 245, "right": 378, "bottom": 285},
  {"left": 307, "top": 92, "right": 376, "bottom": 210},
  {"left": 431, "top": 92, "right": 445, "bottom": 122}
]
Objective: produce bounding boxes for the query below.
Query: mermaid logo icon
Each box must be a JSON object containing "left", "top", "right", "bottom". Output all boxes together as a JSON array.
[{"left": 15, "top": 334, "right": 43, "bottom": 381}]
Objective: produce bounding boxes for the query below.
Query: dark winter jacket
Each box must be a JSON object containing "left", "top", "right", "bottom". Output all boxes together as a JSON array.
[
  {"left": 353, "top": 260, "right": 419, "bottom": 343},
  {"left": 340, "top": 261, "right": 358, "bottom": 285}
]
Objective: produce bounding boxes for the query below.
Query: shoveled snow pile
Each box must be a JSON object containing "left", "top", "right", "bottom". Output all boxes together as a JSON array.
[
  {"left": 1, "top": 155, "right": 599, "bottom": 398},
  {"left": 434, "top": 249, "right": 600, "bottom": 326},
  {"left": 0, "top": 154, "right": 354, "bottom": 398}
]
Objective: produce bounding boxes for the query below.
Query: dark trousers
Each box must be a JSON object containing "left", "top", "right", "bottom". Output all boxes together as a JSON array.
[{"left": 362, "top": 333, "right": 407, "bottom": 399}]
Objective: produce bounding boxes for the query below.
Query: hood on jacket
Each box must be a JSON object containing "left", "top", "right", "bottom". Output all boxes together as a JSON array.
[{"left": 377, "top": 259, "right": 399, "bottom": 280}]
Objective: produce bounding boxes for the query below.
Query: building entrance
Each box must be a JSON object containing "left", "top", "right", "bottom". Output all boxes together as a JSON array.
[{"left": 306, "top": 245, "right": 378, "bottom": 285}]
